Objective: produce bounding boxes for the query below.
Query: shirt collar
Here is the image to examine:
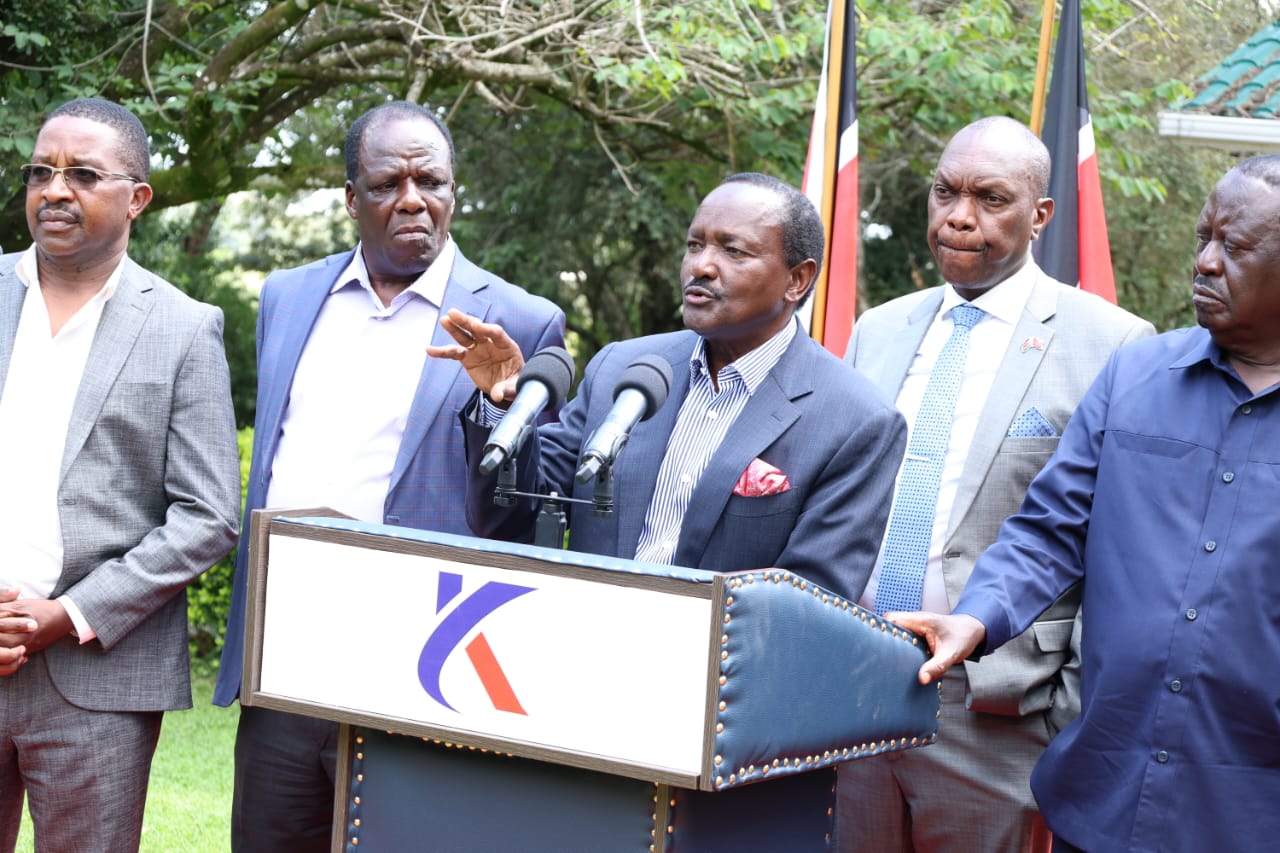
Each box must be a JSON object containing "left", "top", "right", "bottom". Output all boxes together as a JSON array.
[
  {"left": 336, "top": 237, "right": 455, "bottom": 309},
  {"left": 940, "top": 257, "right": 1038, "bottom": 326},
  {"left": 15, "top": 244, "right": 123, "bottom": 301},
  {"left": 1169, "top": 327, "right": 1219, "bottom": 372},
  {"left": 1167, "top": 325, "right": 1280, "bottom": 398},
  {"left": 689, "top": 315, "right": 798, "bottom": 395}
]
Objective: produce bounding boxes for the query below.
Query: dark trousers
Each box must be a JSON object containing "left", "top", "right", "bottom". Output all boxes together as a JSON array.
[{"left": 232, "top": 704, "right": 339, "bottom": 853}]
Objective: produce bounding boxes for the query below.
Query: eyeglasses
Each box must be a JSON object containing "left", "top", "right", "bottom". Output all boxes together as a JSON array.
[{"left": 19, "top": 164, "right": 140, "bottom": 190}]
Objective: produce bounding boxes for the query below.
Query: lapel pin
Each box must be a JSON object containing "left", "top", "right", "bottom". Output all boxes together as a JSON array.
[{"left": 1020, "top": 336, "right": 1045, "bottom": 353}]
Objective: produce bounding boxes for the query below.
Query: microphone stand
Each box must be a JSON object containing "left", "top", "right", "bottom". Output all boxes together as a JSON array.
[
  {"left": 590, "top": 461, "right": 614, "bottom": 517},
  {"left": 492, "top": 456, "right": 607, "bottom": 550}
]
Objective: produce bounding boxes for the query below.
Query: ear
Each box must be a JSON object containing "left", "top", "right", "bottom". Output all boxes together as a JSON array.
[
  {"left": 785, "top": 258, "right": 818, "bottom": 304},
  {"left": 345, "top": 181, "right": 358, "bottom": 220},
  {"left": 1030, "top": 197, "right": 1055, "bottom": 241},
  {"left": 126, "top": 182, "right": 153, "bottom": 220}
]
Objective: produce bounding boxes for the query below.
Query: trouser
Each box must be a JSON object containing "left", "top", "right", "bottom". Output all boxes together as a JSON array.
[
  {"left": 834, "top": 669, "right": 1053, "bottom": 853},
  {"left": 0, "top": 655, "right": 162, "bottom": 853},
  {"left": 232, "top": 704, "right": 340, "bottom": 853}
]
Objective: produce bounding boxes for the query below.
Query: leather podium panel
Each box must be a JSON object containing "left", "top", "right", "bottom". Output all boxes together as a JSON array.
[
  {"left": 341, "top": 727, "right": 838, "bottom": 853},
  {"left": 668, "top": 768, "right": 836, "bottom": 851},
  {"left": 343, "top": 728, "right": 658, "bottom": 852}
]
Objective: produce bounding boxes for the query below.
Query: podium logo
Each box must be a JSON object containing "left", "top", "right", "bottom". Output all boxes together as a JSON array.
[{"left": 417, "top": 571, "right": 535, "bottom": 715}]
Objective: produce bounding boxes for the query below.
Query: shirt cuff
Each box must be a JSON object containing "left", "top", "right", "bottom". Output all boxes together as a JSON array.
[
  {"left": 471, "top": 394, "right": 506, "bottom": 428},
  {"left": 57, "top": 594, "right": 97, "bottom": 644}
]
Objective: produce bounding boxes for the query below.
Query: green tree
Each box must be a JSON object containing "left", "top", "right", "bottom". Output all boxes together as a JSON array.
[
  {"left": 0, "top": 0, "right": 827, "bottom": 245},
  {"left": 2, "top": 0, "right": 827, "bottom": 373}
]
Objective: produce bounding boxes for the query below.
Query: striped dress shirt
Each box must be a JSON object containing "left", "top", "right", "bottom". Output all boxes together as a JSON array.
[{"left": 634, "top": 318, "right": 798, "bottom": 565}]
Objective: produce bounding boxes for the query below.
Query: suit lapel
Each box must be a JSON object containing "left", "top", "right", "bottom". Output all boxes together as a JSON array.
[
  {"left": 865, "top": 291, "right": 941, "bottom": 402},
  {"left": 387, "top": 250, "right": 486, "bottom": 494},
  {"left": 946, "top": 273, "right": 1058, "bottom": 535},
  {"left": 613, "top": 334, "right": 695, "bottom": 559},
  {"left": 674, "top": 333, "right": 810, "bottom": 568},
  {"left": 61, "top": 260, "right": 153, "bottom": 484},
  {"left": 0, "top": 260, "right": 26, "bottom": 397}
]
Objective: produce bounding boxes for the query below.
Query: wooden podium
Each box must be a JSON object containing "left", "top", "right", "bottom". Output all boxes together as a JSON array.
[{"left": 243, "top": 512, "right": 940, "bottom": 852}]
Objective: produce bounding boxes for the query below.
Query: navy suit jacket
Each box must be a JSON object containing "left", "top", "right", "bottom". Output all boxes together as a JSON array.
[
  {"left": 214, "top": 247, "right": 564, "bottom": 706},
  {"left": 464, "top": 328, "right": 906, "bottom": 601}
]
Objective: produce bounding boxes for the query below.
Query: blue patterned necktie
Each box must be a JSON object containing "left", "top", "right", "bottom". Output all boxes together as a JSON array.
[{"left": 874, "top": 303, "right": 985, "bottom": 614}]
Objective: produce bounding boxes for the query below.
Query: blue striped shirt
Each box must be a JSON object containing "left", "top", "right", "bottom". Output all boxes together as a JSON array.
[{"left": 634, "top": 318, "right": 798, "bottom": 565}]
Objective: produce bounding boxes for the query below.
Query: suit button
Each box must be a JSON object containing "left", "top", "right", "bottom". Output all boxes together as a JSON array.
[
  {"left": 1170, "top": 679, "right": 1183, "bottom": 693},
  {"left": 1186, "top": 608, "right": 1198, "bottom": 621},
  {"left": 1222, "top": 471, "right": 1235, "bottom": 483},
  {"left": 1204, "top": 540, "right": 1217, "bottom": 552},
  {"left": 1156, "top": 750, "right": 1169, "bottom": 763}
]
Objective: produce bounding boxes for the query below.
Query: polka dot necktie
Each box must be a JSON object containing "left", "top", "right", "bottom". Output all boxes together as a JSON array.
[{"left": 874, "top": 303, "right": 985, "bottom": 615}]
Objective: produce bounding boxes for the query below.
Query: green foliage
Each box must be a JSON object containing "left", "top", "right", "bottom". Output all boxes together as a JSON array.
[
  {"left": 213, "top": 190, "right": 357, "bottom": 274},
  {"left": 187, "top": 428, "right": 253, "bottom": 670},
  {"left": 2, "top": 0, "right": 1273, "bottom": 358}
]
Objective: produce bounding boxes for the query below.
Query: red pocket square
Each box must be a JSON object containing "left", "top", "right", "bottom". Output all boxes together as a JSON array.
[{"left": 734, "top": 457, "right": 791, "bottom": 497}]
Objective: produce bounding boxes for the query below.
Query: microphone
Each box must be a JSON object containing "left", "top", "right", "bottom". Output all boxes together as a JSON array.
[
  {"left": 479, "top": 346, "right": 575, "bottom": 476},
  {"left": 575, "top": 354, "right": 673, "bottom": 484}
]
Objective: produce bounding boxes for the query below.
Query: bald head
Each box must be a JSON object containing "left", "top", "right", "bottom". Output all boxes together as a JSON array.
[
  {"left": 941, "top": 116, "right": 1052, "bottom": 198},
  {"left": 927, "top": 116, "right": 1055, "bottom": 298}
]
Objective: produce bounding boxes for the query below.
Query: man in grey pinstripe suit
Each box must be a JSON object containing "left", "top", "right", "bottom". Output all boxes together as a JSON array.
[{"left": 0, "top": 98, "right": 241, "bottom": 852}]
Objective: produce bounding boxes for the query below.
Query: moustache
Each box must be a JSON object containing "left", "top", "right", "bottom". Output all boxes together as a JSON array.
[
  {"left": 37, "top": 203, "right": 78, "bottom": 222},
  {"left": 682, "top": 277, "right": 720, "bottom": 298}
]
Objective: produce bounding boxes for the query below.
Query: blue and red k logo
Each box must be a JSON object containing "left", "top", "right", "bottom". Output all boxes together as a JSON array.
[{"left": 416, "top": 571, "right": 535, "bottom": 715}]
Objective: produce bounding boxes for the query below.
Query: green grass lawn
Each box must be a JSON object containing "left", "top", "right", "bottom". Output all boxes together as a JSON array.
[{"left": 16, "top": 671, "right": 237, "bottom": 852}]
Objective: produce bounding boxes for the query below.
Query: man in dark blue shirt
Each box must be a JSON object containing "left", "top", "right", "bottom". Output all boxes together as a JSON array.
[{"left": 890, "top": 154, "right": 1280, "bottom": 853}]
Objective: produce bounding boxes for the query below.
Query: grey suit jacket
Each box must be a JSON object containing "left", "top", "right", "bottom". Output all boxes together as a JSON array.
[
  {"left": 847, "top": 269, "right": 1153, "bottom": 732},
  {"left": 0, "top": 252, "right": 241, "bottom": 712}
]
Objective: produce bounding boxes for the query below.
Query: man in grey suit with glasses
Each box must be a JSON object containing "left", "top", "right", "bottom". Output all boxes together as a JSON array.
[{"left": 0, "top": 98, "right": 240, "bottom": 852}]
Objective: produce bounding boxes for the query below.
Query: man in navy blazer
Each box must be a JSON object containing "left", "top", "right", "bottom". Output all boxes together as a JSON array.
[
  {"left": 430, "top": 173, "right": 905, "bottom": 602},
  {"left": 215, "top": 101, "right": 565, "bottom": 852}
]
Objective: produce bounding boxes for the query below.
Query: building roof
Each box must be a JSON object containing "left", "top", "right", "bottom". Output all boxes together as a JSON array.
[{"left": 1158, "top": 20, "right": 1280, "bottom": 152}]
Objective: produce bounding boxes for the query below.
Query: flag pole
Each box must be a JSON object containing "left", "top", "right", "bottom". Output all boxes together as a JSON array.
[
  {"left": 1030, "top": 0, "right": 1056, "bottom": 134},
  {"left": 810, "top": 0, "right": 847, "bottom": 345}
]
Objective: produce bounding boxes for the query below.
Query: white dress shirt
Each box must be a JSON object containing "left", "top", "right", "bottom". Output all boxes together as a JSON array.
[
  {"left": 859, "top": 261, "right": 1036, "bottom": 613},
  {"left": 0, "top": 247, "right": 124, "bottom": 640},
  {"left": 265, "top": 240, "right": 454, "bottom": 523}
]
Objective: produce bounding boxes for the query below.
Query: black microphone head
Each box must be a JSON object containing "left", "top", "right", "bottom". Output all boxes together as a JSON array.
[
  {"left": 517, "top": 346, "right": 575, "bottom": 409},
  {"left": 613, "top": 354, "right": 673, "bottom": 420}
]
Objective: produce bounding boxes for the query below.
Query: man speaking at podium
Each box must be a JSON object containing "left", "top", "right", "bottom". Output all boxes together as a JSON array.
[{"left": 430, "top": 173, "right": 906, "bottom": 601}]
